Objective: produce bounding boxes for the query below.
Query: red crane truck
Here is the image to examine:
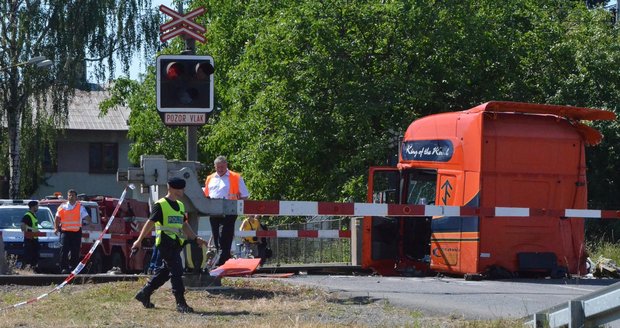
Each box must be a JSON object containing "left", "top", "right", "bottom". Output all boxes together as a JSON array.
[{"left": 40, "top": 195, "right": 153, "bottom": 273}]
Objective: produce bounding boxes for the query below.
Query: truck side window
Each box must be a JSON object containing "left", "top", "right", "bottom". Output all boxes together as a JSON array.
[
  {"left": 372, "top": 170, "right": 400, "bottom": 204},
  {"left": 89, "top": 206, "right": 99, "bottom": 224}
]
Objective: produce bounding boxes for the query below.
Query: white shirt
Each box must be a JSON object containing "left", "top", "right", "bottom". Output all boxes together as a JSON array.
[
  {"left": 55, "top": 201, "right": 90, "bottom": 219},
  {"left": 206, "top": 170, "right": 250, "bottom": 199}
]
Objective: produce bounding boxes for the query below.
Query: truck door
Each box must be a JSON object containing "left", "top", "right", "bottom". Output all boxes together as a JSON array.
[
  {"left": 362, "top": 167, "right": 400, "bottom": 275},
  {"left": 400, "top": 169, "right": 435, "bottom": 264},
  {"left": 363, "top": 167, "right": 436, "bottom": 275}
]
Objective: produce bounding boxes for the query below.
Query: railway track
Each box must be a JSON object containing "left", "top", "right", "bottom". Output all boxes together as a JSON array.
[{"left": 0, "top": 263, "right": 366, "bottom": 286}]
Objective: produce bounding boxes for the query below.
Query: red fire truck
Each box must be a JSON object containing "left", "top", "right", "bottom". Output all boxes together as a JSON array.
[{"left": 39, "top": 195, "right": 153, "bottom": 273}]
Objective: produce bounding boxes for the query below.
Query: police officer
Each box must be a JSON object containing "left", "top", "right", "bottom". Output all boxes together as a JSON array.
[
  {"left": 20, "top": 200, "right": 40, "bottom": 270},
  {"left": 54, "top": 189, "right": 91, "bottom": 274},
  {"left": 132, "top": 177, "right": 207, "bottom": 313}
]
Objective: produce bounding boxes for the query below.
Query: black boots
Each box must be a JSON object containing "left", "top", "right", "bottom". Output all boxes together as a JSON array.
[
  {"left": 135, "top": 287, "right": 155, "bottom": 309},
  {"left": 174, "top": 294, "right": 194, "bottom": 313},
  {"left": 176, "top": 303, "right": 194, "bottom": 313},
  {"left": 136, "top": 288, "right": 194, "bottom": 313}
]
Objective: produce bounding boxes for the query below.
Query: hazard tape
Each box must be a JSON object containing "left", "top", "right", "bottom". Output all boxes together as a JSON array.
[
  {"left": 240, "top": 201, "right": 620, "bottom": 219},
  {"left": 2, "top": 184, "right": 134, "bottom": 311}
]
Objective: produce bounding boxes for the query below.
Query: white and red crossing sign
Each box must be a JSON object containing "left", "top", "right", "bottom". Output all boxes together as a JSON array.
[{"left": 159, "top": 5, "right": 207, "bottom": 43}]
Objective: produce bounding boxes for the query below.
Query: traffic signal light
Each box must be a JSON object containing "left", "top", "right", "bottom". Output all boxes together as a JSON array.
[{"left": 156, "top": 55, "right": 214, "bottom": 112}]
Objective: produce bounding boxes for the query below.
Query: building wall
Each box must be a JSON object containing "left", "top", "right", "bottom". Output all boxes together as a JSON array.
[{"left": 32, "top": 129, "right": 132, "bottom": 199}]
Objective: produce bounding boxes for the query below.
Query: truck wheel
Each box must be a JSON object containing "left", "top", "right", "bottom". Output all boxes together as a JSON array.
[
  {"left": 87, "top": 252, "right": 103, "bottom": 274},
  {"left": 111, "top": 251, "right": 126, "bottom": 273}
]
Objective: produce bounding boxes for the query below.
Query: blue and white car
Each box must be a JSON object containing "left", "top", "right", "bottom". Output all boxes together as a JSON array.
[{"left": 0, "top": 201, "right": 60, "bottom": 272}]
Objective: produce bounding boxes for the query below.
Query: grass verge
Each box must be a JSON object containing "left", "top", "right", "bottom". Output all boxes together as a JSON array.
[{"left": 0, "top": 277, "right": 522, "bottom": 328}]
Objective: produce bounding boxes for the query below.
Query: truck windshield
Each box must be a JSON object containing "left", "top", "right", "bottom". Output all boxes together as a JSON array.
[{"left": 405, "top": 170, "right": 437, "bottom": 205}]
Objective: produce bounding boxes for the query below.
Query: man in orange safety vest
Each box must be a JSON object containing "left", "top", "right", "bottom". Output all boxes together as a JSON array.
[
  {"left": 54, "top": 189, "right": 91, "bottom": 274},
  {"left": 203, "top": 155, "right": 249, "bottom": 266}
]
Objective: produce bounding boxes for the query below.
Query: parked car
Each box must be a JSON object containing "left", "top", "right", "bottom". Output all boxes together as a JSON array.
[{"left": 0, "top": 200, "right": 60, "bottom": 272}]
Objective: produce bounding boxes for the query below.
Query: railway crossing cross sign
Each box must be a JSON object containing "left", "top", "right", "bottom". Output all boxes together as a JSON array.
[{"left": 159, "top": 5, "right": 207, "bottom": 43}]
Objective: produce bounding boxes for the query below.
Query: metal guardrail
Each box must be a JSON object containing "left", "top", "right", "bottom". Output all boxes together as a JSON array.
[{"left": 524, "top": 281, "right": 620, "bottom": 327}]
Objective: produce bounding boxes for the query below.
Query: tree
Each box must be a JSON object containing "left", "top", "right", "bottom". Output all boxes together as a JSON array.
[
  {"left": 585, "top": 0, "right": 608, "bottom": 9},
  {"left": 0, "top": 0, "right": 160, "bottom": 198}
]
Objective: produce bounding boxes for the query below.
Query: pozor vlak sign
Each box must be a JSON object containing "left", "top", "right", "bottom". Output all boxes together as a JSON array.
[{"left": 156, "top": 54, "right": 214, "bottom": 125}]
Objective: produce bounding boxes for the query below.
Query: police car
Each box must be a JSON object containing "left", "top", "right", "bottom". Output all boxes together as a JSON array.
[{"left": 0, "top": 200, "right": 60, "bottom": 272}]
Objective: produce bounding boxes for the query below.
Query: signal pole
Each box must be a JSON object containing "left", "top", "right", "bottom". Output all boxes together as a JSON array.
[{"left": 178, "top": 2, "right": 199, "bottom": 162}]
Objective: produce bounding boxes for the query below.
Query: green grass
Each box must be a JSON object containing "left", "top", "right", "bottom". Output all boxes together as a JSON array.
[
  {"left": 0, "top": 278, "right": 523, "bottom": 328},
  {"left": 589, "top": 241, "right": 620, "bottom": 264}
]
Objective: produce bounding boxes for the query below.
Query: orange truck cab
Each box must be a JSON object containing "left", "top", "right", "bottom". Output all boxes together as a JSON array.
[{"left": 363, "top": 101, "right": 615, "bottom": 278}]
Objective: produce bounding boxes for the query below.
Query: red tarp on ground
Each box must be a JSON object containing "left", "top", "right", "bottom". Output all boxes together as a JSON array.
[{"left": 209, "top": 258, "right": 261, "bottom": 277}]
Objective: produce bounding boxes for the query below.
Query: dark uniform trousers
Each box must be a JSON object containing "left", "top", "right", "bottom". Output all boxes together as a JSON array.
[
  {"left": 142, "top": 235, "right": 186, "bottom": 302},
  {"left": 59, "top": 230, "right": 82, "bottom": 271},
  {"left": 210, "top": 215, "right": 237, "bottom": 265},
  {"left": 23, "top": 238, "right": 40, "bottom": 267}
]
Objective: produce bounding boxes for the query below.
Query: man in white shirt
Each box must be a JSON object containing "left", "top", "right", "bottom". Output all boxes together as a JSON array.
[{"left": 203, "top": 155, "right": 249, "bottom": 265}]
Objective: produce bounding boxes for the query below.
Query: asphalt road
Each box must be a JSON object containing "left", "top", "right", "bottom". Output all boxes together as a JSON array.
[{"left": 283, "top": 275, "right": 619, "bottom": 321}]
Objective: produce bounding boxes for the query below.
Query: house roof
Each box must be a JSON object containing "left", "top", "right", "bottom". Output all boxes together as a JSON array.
[{"left": 65, "top": 89, "right": 130, "bottom": 131}]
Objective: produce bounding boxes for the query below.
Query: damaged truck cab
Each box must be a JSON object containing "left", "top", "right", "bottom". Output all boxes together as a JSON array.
[{"left": 363, "top": 101, "right": 615, "bottom": 277}]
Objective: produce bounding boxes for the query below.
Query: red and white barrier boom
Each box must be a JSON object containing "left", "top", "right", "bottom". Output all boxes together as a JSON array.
[{"left": 239, "top": 200, "right": 620, "bottom": 219}]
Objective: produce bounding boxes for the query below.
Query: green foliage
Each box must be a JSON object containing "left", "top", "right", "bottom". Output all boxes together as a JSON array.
[
  {"left": 588, "top": 241, "right": 620, "bottom": 264},
  {"left": 19, "top": 107, "right": 58, "bottom": 196}
]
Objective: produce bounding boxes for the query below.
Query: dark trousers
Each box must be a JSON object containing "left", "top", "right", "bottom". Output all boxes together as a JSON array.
[
  {"left": 59, "top": 230, "right": 82, "bottom": 271},
  {"left": 22, "top": 239, "right": 40, "bottom": 267},
  {"left": 144, "top": 241, "right": 185, "bottom": 302},
  {"left": 210, "top": 215, "right": 237, "bottom": 265}
]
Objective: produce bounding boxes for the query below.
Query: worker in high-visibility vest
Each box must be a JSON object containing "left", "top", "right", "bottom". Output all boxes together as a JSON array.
[
  {"left": 203, "top": 155, "right": 249, "bottom": 266},
  {"left": 20, "top": 200, "right": 40, "bottom": 270},
  {"left": 54, "top": 189, "right": 91, "bottom": 274},
  {"left": 239, "top": 215, "right": 269, "bottom": 264},
  {"left": 132, "top": 177, "right": 207, "bottom": 313}
]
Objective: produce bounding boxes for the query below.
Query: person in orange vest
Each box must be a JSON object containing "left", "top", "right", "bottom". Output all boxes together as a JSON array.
[
  {"left": 20, "top": 200, "right": 40, "bottom": 271},
  {"left": 203, "top": 155, "right": 249, "bottom": 266},
  {"left": 54, "top": 189, "right": 91, "bottom": 274}
]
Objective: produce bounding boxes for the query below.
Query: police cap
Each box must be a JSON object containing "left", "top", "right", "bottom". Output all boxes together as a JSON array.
[{"left": 168, "top": 177, "right": 186, "bottom": 189}]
